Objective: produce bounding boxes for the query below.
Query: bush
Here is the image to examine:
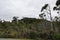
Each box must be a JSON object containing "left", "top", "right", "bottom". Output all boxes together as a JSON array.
[
  {"left": 30, "top": 31, "right": 38, "bottom": 39},
  {"left": 54, "top": 34, "right": 60, "bottom": 40}
]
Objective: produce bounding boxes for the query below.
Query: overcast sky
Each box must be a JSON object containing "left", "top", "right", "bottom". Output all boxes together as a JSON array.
[{"left": 0, "top": 0, "right": 57, "bottom": 21}]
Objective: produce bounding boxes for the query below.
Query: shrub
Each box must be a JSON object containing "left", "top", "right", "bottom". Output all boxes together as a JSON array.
[
  {"left": 30, "top": 31, "right": 38, "bottom": 39},
  {"left": 54, "top": 34, "right": 60, "bottom": 40}
]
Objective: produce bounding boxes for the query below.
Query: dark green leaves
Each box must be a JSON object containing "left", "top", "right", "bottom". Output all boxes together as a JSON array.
[
  {"left": 56, "top": 0, "right": 60, "bottom": 6},
  {"left": 41, "top": 4, "right": 48, "bottom": 12},
  {"left": 53, "top": 0, "right": 60, "bottom": 10},
  {"left": 53, "top": 7, "right": 57, "bottom": 10}
]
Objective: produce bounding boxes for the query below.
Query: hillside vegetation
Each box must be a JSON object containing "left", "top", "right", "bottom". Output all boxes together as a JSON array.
[{"left": 0, "top": 17, "right": 60, "bottom": 40}]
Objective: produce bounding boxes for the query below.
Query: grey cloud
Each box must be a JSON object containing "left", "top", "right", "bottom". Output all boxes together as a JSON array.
[{"left": 0, "top": 0, "right": 56, "bottom": 21}]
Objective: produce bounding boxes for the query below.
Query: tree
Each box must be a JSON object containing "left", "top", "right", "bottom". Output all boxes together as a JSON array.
[
  {"left": 40, "top": 4, "right": 54, "bottom": 32},
  {"left": 12, "top": 16, "right": 19, "bottom": 24}
]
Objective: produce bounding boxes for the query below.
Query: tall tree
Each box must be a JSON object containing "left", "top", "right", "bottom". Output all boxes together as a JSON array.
[
  {"left": 12, "top": 16, "right": 19, "bottom": 24},
  {"left": 40, "top": 4, "right": 54, "bottom": 31}
]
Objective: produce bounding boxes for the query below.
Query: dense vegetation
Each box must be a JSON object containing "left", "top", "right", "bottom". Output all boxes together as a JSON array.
[
  {"left": 0, "top": 0, "right": 60, "bottom": 40},
  {"left": 0, "top": 17, "right": 60, "bottom": 40}
]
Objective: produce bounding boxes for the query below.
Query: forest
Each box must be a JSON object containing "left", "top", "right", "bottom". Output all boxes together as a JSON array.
[{"left": 0, "top": 0, "right": 60, "bottom": 40}]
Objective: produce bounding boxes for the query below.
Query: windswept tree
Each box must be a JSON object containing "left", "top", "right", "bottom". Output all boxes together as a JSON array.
[{"left": 40, "top": 4, "right": 54, "bottom": 32}]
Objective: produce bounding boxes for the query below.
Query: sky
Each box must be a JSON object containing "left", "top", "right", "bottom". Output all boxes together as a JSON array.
[{"left": 0, "top": 0, "right": 57, "bottom": 21}]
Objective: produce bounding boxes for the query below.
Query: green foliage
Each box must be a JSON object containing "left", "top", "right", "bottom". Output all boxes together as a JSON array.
[
  {"left": 41, "top": 4, "right": 48, "bottom": 12},
  {"left": 56, "top": 0, "right": 60, "bottom": 6},
  {"left": 0, "top": 16, "right": 60, "bottom": 40},
  {"left": 30, "top": 31, "right": 38, "bottom": 39},
  {"left": 53, "top": 34, "right": 60, "bottom": 40}
]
